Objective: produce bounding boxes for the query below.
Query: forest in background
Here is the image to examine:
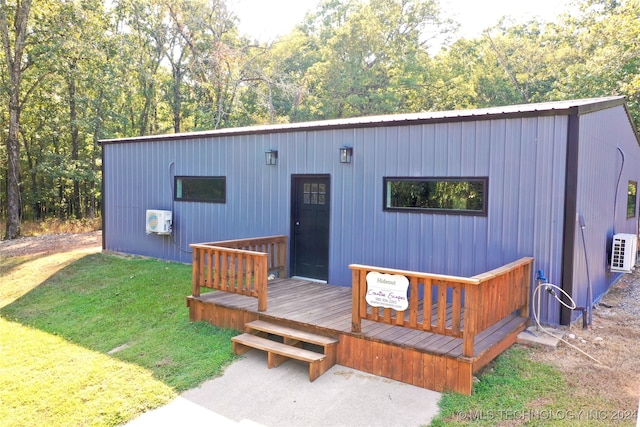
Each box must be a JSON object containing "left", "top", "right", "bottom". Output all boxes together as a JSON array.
[{"left": 1, "top": 0, "right": 638, "bottom": 239}]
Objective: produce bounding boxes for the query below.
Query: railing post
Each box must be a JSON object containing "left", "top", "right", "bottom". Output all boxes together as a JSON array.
[
  {"left": 351, "top": 267, "right": 362, "bottom": 333},
  {"left": 279, "top": 237, "right": 287, "bottom": 278},
  {"left": 257, "top": 255, "right": 268, "bottom": 312},
  {"left": 520, "top": 260, "right": 532, "bottom": 318},
  {"left": 192, "top": 247, "right": 201, "bottom": 297},
  {"left": 463, "top": 284, "right": 479, "bottom": 358}
]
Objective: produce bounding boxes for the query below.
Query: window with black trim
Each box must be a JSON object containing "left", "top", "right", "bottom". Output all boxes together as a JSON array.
[
  {"left": 175, "top": 176, "right": 226, "bottom": 203},
  {"left": 628, "top": 181, "right": 637, "bottom": 218},
  {"left": 384, "top": 177, "right": 487, "bottom": 215}
]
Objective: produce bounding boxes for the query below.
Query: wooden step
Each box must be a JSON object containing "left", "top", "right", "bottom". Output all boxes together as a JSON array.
[
  {"left": 245, "top": 320, "right": 338, "bottom": 347},
  {"left": 232, "top": 333, "right": 329, "bottom": 381},
  {"left": 233, "top": 333, "right": 325, "bottom": 363}
]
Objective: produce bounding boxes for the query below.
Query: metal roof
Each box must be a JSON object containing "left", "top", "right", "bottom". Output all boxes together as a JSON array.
[{"left": 100, "top": 96, "right": 629, "bottom": 145}]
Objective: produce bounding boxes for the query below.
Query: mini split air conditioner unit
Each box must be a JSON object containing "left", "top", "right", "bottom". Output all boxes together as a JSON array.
[
  {"left": 610, "top": 233, "right": 638, "bottom": 273},
  {"left": 145, "top": 209, "right": 172, "bottom": 235}
]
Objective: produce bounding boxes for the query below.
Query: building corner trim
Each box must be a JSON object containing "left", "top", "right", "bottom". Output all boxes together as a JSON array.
[{"left": 560, "top": 113, "right": 580, "bottom": 325}]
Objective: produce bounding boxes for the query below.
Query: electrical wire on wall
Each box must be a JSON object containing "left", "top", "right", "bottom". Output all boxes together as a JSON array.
[
  {"left": 168, "top": 161, "right": 193, "bottom": 254},
  {"left": 612, "top": 147, "right": 625, "bottom": 234},
  {"left": 578, "top": 147, "right": 625, "bottom": 327},
  {"left": 533, "top": 281, "right": 607, "bottom": 367}
]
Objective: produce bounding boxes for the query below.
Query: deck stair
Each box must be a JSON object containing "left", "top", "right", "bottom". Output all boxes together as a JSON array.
[{"left": 232, "top": 319, "right": 338, "bottom": 381}]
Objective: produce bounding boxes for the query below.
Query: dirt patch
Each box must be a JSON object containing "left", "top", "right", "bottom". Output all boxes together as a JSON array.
[
  {"left": 529, "top": 268, "right": 640, "bottom": 415},
  {"left": 0, "top": 231, "right": 102, "bottom": 258}
]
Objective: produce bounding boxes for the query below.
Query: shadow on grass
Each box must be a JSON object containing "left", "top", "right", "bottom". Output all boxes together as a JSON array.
[
  {"left": 0, "top": 255, "right": 32, "bottom": 276},
  {"left": 0, "top": 253, "right": 238, "bottom": 392}
]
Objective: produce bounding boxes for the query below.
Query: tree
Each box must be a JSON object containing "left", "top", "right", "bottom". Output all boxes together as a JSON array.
[
  {"left": 0, "top": 0, "right": 32, "bottom": 239},
  {"left": 246, "top": 31, "right": 319, "bottom": 123},
  {"left": 295, "top": 0, "right": 455, "bottom": 119},
  {"left": 553, "top": 0, "right": 640, "bottom": 127},
  {"left": 161, "top": 0, "right": 191, "bottom": 133},
  {"left": 114, "top": 0, "right": 168, "bottom": 136},
  {"left": 166, "top": 0, "right": 245, "bottom": 129},
  {"left": 12, "top": 0, "right": 112, "bottom": 221},
  {"left": 49, "top": 0, "right": 112, "bottom": 219},
  {"left": 431, "top": 15, "right": 581, "bottom": 111}
]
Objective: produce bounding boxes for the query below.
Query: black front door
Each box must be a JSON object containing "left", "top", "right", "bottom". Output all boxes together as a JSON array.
[{"left": 291, "top": 176, "right": 330, "bottom": 281}]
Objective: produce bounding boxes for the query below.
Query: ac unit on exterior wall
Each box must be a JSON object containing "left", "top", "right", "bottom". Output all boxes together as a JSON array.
[
  {"left": 145, "top": 210, "right": 172, "bottom": 235},
  {"left": 610, "top": 233, "right": 638, "bottom": 273}
]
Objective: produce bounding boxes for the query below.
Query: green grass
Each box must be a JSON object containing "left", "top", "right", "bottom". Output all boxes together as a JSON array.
[
  {"left": 428, "top": 342, "right": 636, "bottom": 426},
  {"left": 430, "top": 347, "right": 567, "bottom": 426},
  {"left": 0, "top": 253, "right": 237, "bottom": 426},
  {"left": 0, "top": 318, "right": 175, "bottom": 426},
  {"left": 3, "top": 248, "right": 629, "bottom": 427},
  {"left": 427, "top": 346, "right": 634, "bottom": 427}
]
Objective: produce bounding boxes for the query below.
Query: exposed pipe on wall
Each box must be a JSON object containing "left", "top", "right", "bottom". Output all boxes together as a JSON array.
[
  {"left": 532, "top": 278, "right": 605, "bottom": 366},
  {"left": 579, "top": 214, "right": 593, "bottom": 326}
]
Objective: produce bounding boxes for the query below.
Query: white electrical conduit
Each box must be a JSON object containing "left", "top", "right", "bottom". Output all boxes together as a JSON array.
[{"left": 533, "top": 282, "right": 608, "bottom": 367}]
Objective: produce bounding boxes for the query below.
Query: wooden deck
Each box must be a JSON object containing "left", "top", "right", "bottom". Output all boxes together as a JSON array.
[{"left": 187, "top": 277, "right": 528, "bottom": 395}]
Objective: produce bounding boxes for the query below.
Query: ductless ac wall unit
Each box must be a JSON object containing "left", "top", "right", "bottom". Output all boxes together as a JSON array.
[
  {"left": 145, "top": 209, "right": 172, "bottom": 235},
  {"left": 610, "top": 233, "right": 638, "bottom": 273}
]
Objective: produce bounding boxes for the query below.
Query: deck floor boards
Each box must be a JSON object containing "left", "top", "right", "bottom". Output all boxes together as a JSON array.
[{"left": 190, "top": 278, "right": 526, "bottom": 361}]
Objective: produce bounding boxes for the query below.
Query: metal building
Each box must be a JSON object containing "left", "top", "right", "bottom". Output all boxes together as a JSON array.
[{"left": 100, "top": 96, "right": 640, "bottom": 325}]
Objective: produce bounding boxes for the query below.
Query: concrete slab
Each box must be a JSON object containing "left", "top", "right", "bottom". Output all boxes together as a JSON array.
[
  {"left": 517, "top": 326, "right": 561, "bottom": 348},
  {"left": 124, "top": 396, "right": 250, "bottom": 426},
  {"left": 124, "top": 350, "right": 441, "bottom": 427}
]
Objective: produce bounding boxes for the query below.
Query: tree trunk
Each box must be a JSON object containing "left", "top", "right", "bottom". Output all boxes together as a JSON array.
[
  {"left": 22, "top": 133, "right": 40, "bottom": 219},
  {"left": 5, "top": 99, "right": 21, "bottom": 237},
  {"left": 68, "top": 60, "right": 82, "bottom": 219},
  {"left": 0, "top": 0, "right": 32, "bottom": 239},
  {"left": 89, "top": 88, "right": 105, "bottom": 220},
  {"left": 172, "top": 64, "right": 182, "bottom": 133}
]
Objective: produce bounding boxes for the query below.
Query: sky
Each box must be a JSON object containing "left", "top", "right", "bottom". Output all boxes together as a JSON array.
[{"left": 231, "top": 0, "right": 574, "bottom": 46}]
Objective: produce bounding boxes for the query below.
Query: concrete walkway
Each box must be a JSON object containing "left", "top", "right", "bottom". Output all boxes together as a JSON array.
[{"left": 125, "top": 350, "right": 441, "bottom": 427}]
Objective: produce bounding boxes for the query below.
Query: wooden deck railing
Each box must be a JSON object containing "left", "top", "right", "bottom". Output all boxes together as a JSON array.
[
  {"left": 190, "top": 235, "right": 287, "bottom": 312},
  {"left": 350, "top": 257, "right": 533, "bottom": 358}
]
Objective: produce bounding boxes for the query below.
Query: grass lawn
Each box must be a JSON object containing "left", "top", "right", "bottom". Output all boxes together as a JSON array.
[
  {"left": 0, "top": 252, "right": 236, "bottom": 427},
  {"left": 429, "top": 346, "right": 566, "bottom": 426},
  {"left": 3, "top": 242, "right": 618, "bottom": 427}
]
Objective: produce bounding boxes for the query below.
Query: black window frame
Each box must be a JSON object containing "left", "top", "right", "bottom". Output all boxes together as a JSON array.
[
  {"left": 383, "top": 176, "right": 488, "bottom": 216},
  {"left": 174, "top": 176, "right": 226, "bottom": 203},
  {"left": 627, "top": 180, "right": 637, "bottom": 219}
]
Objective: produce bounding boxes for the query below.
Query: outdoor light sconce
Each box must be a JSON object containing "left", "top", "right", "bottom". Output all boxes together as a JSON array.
[
  {"left": 265, "top": 149, "right": 278, "bottom": 165},
  {"left": 339, "top": 146, "right": 353, "bottom": 164}
]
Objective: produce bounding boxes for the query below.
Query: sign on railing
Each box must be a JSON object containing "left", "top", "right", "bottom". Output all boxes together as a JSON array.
[
  {"left": 350, "top": 257, "right": 533, "bottom": 358},
  {"left": 365, "top": 271, "right": 409, "bottom": 311}
]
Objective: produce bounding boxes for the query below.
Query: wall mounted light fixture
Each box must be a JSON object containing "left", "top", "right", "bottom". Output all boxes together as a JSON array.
[
  {"left": 339, "top": 146, "right": 353, "bottom": 164},
  {"left": 265, "top": 149, "right": 278, "bottom": 165}
]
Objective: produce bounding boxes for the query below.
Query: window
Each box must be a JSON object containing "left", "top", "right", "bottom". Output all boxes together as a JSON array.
[
  {"left": 303, "top": 182, "right": 326, "bottom": 205},
  {"left": 175, "top": 176, "right": 226, "bottom": 203},
  {"left": 384, "top": 177, "right": 487, "bottom": 215},
  {"left": 628, "top": 181, "right": 637, "bottom": 218}
]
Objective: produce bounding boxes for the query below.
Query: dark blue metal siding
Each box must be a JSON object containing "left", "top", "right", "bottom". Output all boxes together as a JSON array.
[
  {"left": 331, "top": 116, "right": 569, "bottom": 303},
  {"left": 570, "top": 106, "right": 640, "bottom": 320},
  {"left": 103, "top": 114, "right": 572, "bottom": 323}
]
